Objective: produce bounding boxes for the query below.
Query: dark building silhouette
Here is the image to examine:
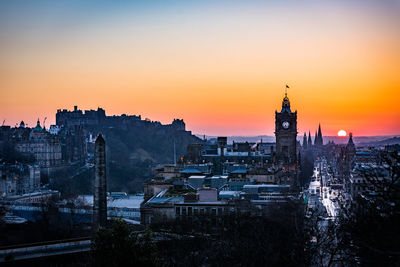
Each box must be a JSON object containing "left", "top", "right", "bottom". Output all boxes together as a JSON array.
[
  {"left": 93, "top": 134, "right": 107, "bottom": 231},
  {"left": 302, "top": 132, "right": 308, "bottom": 150},
  {"left": 275, "top": 92, "right": 297, "bottom": 163},
  {"left": 217, "top": 137, "right": 227, "bottom": 157},
  {"left": 346, "top": 132, "right": 356, "bottom": 162},
  {"left": 56, "top": 106, "right": 186, "bottom": 132},
  {"left": 56, "top": 106, "right": 106, "bottom": 128},
  {"left": 169, "top": 119, "right": 186, "bottom": 131},
  {"left": 336, "top": 133, "right": 357, "bottom": 179},
  {"left": 314, "top": 123, "right": 324, "bottom": 147},
  {"left": 15, "top": 119, "right": 62, "bottom": 169},
  {"left": 308, "top": 131, "right": 312, "bottom": 148},
  {"left": 61, "top": 125, "right": 86, "bottom": 163},
  {"left": 314, "top": 131, "right": 318, "bottom": 147}
]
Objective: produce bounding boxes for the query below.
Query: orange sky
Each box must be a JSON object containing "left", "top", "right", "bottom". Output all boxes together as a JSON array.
[{"left": 1, "top": 1, "right": 399, "bottom": 136}]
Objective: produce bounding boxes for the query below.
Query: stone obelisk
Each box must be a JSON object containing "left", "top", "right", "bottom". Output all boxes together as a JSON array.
[{"left": 93, "top": 134, "right": 107, "bottom": 231}]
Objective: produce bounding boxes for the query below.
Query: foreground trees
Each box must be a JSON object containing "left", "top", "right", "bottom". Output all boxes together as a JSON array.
[
  {"left": 343, "top": 152, "right": 400, "bottom": 266},
  {"left": 93, "top": 200, "right": 305, "bottom": 267},
  {"left": 91, "top": 153, "right": 400, "bottom": 266},
  {"left": 92, "top": 219, "right": 159, "bottom": 267},
  {"left": 95, "top": 215, "right": 303, "bottom": 267}
]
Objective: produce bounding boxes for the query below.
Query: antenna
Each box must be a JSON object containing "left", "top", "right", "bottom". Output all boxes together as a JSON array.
[{"left": 173, "top": 139, "right": 176, "bottom": 166}]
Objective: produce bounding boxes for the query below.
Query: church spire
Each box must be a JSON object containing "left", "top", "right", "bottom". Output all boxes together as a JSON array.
[
  {"left": 318, "top": 124, "right": 322, "bottom": 138},
  {"left": 346, "top": 132, "right": 356, "bottom": 155},
  {"left": 347, "top": 132, "right": 354, "bottom": 145},
  {"left": 316, "top": 123, "right": 323, "bottom": 146},
  {"left": 302, "top": 132, "right": 308, "bottom": 150},
  {"left": 314, "top": 131, "right": 318, "bottom": 145},
  {"left": 308, "top": 131, "right": 312, "bottom": 147}
]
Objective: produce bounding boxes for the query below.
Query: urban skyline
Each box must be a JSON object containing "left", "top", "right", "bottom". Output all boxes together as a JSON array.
[
  {"left": 1, "top": 1, "right": 399, "bottom": 265},
  {"left": 1, "top": 0, "right": 399, "bottom": 136}
]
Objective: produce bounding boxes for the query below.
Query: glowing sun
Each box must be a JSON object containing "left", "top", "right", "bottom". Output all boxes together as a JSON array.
[{"left": 338, "top": 130, "right": 347, "bottom": 137}]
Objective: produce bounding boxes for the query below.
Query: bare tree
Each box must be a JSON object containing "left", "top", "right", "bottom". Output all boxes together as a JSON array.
[{"left": 342, "top": 152, "right": 400, "bottom": 266}]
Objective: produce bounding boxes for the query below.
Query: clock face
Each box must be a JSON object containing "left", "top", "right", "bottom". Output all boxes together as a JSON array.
[{"left": 282, "top": 121, "right": 290, "bottom": 129}]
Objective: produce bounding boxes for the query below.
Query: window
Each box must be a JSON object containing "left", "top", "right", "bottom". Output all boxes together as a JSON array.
[
  {"left": 188, "top": 207, "right": 192, "bottom": 216},
  {"left": 175, "top": 207, "right": 180, "bottom": 215},
  {"left": 182, "top": 207, "right": 186, "bottom": 215},
  {"left": 206, "top": 207, "right": 211, "bottom": 215},
  {"left": 211, "top": 208, "right": 216, "bottom": 216},
  {"left": 194, "top": 208, "right": 198, "bottom": 215}
]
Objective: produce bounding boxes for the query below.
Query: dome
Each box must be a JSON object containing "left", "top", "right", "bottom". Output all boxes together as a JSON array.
[{"left": 32, "top": 118, "right": 43, "bottom": 132}]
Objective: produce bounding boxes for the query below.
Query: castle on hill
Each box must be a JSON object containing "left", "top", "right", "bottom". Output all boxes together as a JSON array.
[{"left": 56, "top": 105, "right": 186, "bottom": 132}]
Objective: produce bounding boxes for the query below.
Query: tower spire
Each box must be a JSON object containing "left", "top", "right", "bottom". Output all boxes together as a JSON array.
[
  {"left": 314, "top": 131, "right": 318, "bottom": 145},
  {"left": 347, "top": 132, "right": 354, "bottom": 145},
  {"left": 302, "top": 132, "right": 308, "bottom": 150},
  {"left": 316, "top": 123, "right": 323, "bottom": 146},
  {"left": 281, "top": 84, "right": 291, "bottom": 113},
  {"left": 285, "top": 84, "right": 289, "bottom": 97},
  {"left": 318, "top": 124, "right": 321, "bottom": 137}
]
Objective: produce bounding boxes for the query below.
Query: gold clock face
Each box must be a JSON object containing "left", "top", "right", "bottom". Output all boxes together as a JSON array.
[{"left": 282, "top": 121, "right": 290, "bottom": 129}]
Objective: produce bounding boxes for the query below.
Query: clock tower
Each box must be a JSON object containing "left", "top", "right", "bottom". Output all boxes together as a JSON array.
[{"left": 275, "top": 91, "right": 297, "bottom": 164}]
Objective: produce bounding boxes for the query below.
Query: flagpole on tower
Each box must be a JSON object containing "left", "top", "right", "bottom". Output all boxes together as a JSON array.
[{"left": 285, "top": 84, "right": 289, "bottom": 97}]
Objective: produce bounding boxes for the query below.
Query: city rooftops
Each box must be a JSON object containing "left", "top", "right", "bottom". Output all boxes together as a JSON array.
[
  {"left": 243, "top": 184, "right": 290, "bottom": 194},
  {"left": 219, "top": 191, "right": 240, "bottom": 199},
  {"left": 231, "top": 169, "right": 247, "bottom": 174},
  {"left": 175, "top": 200, "right": 229, "bottom": 206},
  {"left": 188, "top": 175, "right": 206, "bottom": 179},
  {"left": 181, "top": 169, "right": 202, "bottom": 174},
  {"left": 147, "top": 196, "right": 184, "bottom": 205}
]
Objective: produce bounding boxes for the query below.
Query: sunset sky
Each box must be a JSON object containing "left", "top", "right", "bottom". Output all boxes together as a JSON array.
[{"left": 1, "top": 0, "right": 399, "bottom": 136}]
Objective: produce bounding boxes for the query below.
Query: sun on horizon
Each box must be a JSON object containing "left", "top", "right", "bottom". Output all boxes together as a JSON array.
[{"left": 338, "top": 130, "right": 347, "bottom": 137}]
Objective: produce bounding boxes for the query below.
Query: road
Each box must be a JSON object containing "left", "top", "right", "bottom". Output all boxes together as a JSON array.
[
  {"left": 0, "top": 238, "right": 91, "bottom": 262},
  {"left": 307, "top": 157, "right": 344, "bottom": 267}
]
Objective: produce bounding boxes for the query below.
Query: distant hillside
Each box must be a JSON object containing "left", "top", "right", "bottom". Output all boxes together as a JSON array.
[
  {"left": 323, "top": 135, "right": 400, "bottom": 145},
  {"left": 102, "top": 125, "right": 202, "bottom": 164},
  {"left": 54, "top": 124, "right": 202, "bottom": 195},
  {"left": 357, "top": 137, "right": 400, "bottom": 147},
  {"left": 95, "top": 125, "right": 202, "bottom": 193}
]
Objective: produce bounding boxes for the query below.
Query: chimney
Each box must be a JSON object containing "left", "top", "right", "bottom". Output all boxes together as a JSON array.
[{"left": 217, "top": 137, "right": 227, "bottom": 156}]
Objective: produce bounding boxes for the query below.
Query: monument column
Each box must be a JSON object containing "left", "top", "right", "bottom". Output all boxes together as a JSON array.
[{"left": 93, "top": 134, "right": 107, "bottom": 231}]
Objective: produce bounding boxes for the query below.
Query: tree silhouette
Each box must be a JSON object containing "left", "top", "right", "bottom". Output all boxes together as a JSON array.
[
  {"left": 92, "top": 219, "right": 159, "bottom": 267},
  {"left": 342, "top": 151, "right": 400, "bottom": 266}
]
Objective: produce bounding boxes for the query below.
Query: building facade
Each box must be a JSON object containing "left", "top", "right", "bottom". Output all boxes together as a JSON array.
[
  {"left": 15, "top": 120, "right": 62, "bottom": 168},
  {"left": 275, "top": 93, "right": 297, "bottom": 164}
]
